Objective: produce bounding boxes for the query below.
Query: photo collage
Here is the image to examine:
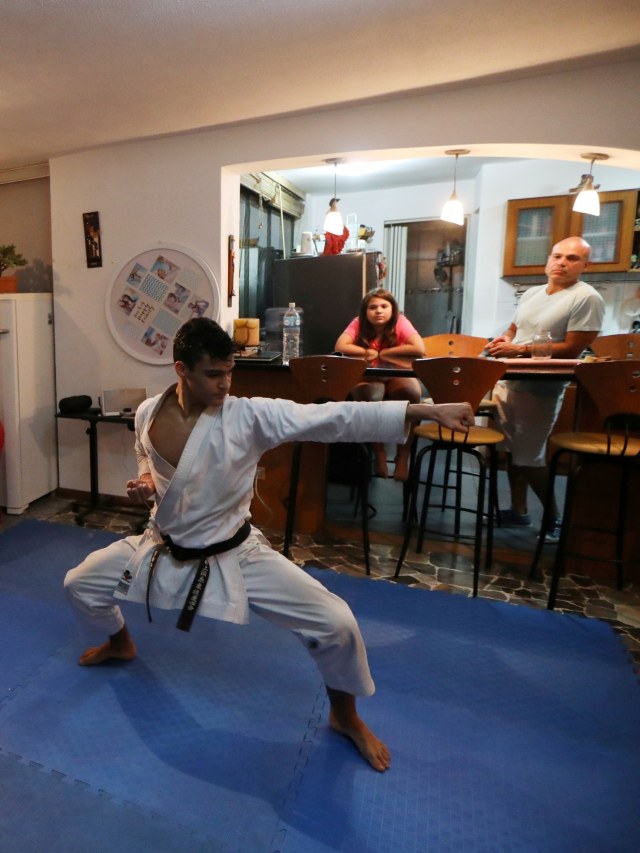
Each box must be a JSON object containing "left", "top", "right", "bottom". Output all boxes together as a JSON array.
[{"left": 107, "top": 248, "right": 217, "bottom": 364}]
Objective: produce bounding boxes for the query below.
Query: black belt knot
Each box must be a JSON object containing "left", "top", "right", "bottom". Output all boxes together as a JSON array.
[{"left": 146, "top": 520, "right": 251, "bottom": 631}]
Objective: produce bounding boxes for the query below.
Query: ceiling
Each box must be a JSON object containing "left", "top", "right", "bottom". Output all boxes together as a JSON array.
[
  {"left": 2, "top": 1, "right": 640, "bottom": 178},
  {"left": 277, "top": 156, "right": 515, "bottom": 195}
]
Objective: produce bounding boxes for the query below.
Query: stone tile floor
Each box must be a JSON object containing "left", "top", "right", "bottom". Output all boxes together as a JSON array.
[{"left": 2, "top": 487, "right": 639, "bottom": 671}]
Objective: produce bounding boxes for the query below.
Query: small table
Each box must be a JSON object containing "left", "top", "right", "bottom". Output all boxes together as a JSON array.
[{"left": 55, "top": 410, "right": 148, "bottom": 529}]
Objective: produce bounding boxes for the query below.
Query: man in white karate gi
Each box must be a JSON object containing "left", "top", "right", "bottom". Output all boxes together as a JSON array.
[{"left": 65, "top": 318, "right": 474, "bottom": 772}]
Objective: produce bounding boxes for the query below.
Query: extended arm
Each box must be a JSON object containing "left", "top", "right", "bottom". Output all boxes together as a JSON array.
[{"left": 405, "top": 401, "right": 475, "bottom": 434}]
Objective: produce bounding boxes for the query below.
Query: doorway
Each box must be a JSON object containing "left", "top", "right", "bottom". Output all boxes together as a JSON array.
[{"left": 386, "top": 218, "right": 466, "bottom": 336}]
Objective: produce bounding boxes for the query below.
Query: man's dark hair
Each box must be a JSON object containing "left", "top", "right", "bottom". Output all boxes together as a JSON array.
[{"left": 173, "top": 318, "right": 236, "bottom": 368}]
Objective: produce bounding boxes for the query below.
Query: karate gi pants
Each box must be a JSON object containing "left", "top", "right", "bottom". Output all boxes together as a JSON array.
[{"left": 64, "top": 528, "right": 375, "bottom": 696}]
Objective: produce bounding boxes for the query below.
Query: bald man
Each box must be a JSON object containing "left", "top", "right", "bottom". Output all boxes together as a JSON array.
[{"left": 485, "top": 237, "right": 604, "bottom": 538}]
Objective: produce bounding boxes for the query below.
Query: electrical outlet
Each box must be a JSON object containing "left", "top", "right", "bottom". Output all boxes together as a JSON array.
[{"left": 256, "top": 466, "right": 266, "bottom": 480}]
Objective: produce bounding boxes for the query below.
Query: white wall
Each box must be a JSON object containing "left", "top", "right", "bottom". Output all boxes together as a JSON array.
[
  {"left": 50, "top": 57, "right": 640, "bottom": 497},
  {"left": 299, "top": 178, "right": 476, "bottom": 257},
  {"left": 51, "top": 137, "right": 225, "bottom": 495}
]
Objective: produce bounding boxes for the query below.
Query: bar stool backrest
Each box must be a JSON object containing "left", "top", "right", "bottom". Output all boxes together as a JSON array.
[
  {"left": 288, "top": 355, "right": 367, "bottom": 404},
  {"left": 422, "top": 334, "right": 489, "bottom": 358},
  {"left": 590, "top": 334, "right": 640, "bottom": 360},
  {"left": 574, "top": 360, "right": 640, "bottom": 429},
  {"left": 412, "top": 357, "right": 507, "bottom": 413}
]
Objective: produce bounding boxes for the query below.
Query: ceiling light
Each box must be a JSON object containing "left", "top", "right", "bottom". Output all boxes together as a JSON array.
[
  {"left": 440, "top": 149, "right": 469, "bottom": 226},
  {"left": 571, "top": 153, "right": 609, "bottom": 217},
  {"left": 323, "top": 158, "right": 349, "bottom": 255}
]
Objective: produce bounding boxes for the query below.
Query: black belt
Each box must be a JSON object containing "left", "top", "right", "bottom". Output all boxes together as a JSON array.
[{"left": 146, "top": 520, "right": 251, "bottom": 631}]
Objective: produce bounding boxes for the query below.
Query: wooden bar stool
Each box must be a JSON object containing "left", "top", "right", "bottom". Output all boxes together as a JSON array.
[
  {"left": 395, "top": 357, "right": 507, "bottom": 595},
  {"left": 422, "top": 333, "right": 489, "bottom": 359},
  {"left": 529, "top": 360, "right": 640, "bottom": 609},
  {"left": 283, "top": 355, "right": 373, "bottom": 573},
  {"left": 420, "top": 335, "right": 497, "bottom": 511},
  {"left": 590, "top": 333, "right": 639, "bottom": 361}
]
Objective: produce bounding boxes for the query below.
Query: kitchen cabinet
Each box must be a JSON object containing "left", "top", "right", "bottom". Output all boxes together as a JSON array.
[
  {"left": 503, "top": 195, "right": 570, "bottom": 276},
  {"left": 568, "top": 189, "right": 638, "bottom": 272},
  {"left": 503, "top": 189, "right": 639, "bottom": 277}
]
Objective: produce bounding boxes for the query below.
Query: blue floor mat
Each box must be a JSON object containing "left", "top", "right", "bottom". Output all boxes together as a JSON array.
[
  {"left": 285, "top": 569, "right": 640, "bottom": 853},
  {"left": 0, "top": 523, "right": 122, "bottom": 702},
  {"left": 1, "top": 520, "right": 640, "bottom": 852}
]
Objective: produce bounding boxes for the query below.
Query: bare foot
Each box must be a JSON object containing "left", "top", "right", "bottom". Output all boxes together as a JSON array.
[
  {"left": 373, "top": 458, "right": 388, "bottom": 478},
  {"left": 393, "top": 452, "right": 410, "bottom": 482},
  {"left": 78, "top": 634, "right": 137, "bottom": 666},
  {"left": 329, "top": 709, "right": 391, "bottom": 772}
]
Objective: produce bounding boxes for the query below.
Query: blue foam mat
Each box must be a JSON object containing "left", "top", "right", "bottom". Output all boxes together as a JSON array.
[
  {"left": 0, "top": 751, "right": 223, "bottom": 853},
  {"left": 286, "top": 569, "right": 640, "bottom": 853},
  {"left": 1, "top": 520, "right": 640, "bottom": 852}
]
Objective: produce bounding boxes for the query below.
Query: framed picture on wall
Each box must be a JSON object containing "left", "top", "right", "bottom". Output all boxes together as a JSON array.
[
  {"left": 105, "top": 243, "right": 220, "bottom": 365},
  {"left": 83, "top": 211, "right": 102, "bottom": 268}
]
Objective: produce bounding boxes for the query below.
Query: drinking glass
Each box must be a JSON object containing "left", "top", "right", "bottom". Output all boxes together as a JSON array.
[{"left": 531, "top": 331, "right": 553, "bottom": 359}]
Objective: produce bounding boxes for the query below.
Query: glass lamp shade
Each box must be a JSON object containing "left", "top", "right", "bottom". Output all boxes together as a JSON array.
[
  {"left": 323, "top": 210, "right": 344, "bottom": 236},
  {"left": 440, "top": 193, "right": 464, "bottom": 226},
  {"left": 572, "top": 186, "right": 600, "bottom": 216}
]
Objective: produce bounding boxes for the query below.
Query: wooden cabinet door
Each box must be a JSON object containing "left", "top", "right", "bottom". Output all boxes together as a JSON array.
[
  {"left": 503, "top": 196, "right": 570, "bottom": 276},
  {"left": 568, "top": 189, "right": 638, "bottom": 272}
]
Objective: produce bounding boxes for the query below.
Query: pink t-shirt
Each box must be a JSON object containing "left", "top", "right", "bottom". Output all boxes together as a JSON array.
[{"left": 343, "top": 314, "right": 419, "bottom": 352}]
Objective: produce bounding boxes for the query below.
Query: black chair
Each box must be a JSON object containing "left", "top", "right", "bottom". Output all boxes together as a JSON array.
[
  {"left": 395, "top": 357, "right": 507, "bottom": 595},
  {"left": 283, "top": 355, "right": 373, "bottom": 574},
  {"left": 529, "top": 360, "right": 640, "bottom": 609}
]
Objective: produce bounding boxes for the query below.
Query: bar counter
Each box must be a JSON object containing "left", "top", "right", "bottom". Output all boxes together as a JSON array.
[
  {"left": 232, "top": 354, "right": 639, "bottom": 583},
  {"left": 230, "top": 355, "right": 580, "bottom": 534},
  {"left": 233, "top": 354, "right": 582, "bottom": 382}
]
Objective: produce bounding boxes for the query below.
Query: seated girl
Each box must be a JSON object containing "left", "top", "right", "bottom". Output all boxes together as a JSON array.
[{"left": 334, "top": 288, "right": 425, "bottom": 480}]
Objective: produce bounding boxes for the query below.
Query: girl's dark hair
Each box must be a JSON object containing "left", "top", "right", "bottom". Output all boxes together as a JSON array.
[
  {"left": 173, "top": 318, "right": 236, "bottom": 368},
  {"left": 357, "top": 288, "right": 399, "bottom": 348}
]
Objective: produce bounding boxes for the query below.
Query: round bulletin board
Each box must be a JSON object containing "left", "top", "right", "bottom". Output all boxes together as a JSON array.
[{"left": 105, "top": 244, "right": 220, "bottom": 365}]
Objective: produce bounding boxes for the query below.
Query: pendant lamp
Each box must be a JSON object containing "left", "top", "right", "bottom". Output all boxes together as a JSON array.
[
  {"left": 440, "top": 149, "right": 469, "bottom": 226},
  {"left": 572, "top": 153, "right": 609, "bottom": 217},
  {"left": 323, "top": 158, "right": 344, "bottom": 233}
]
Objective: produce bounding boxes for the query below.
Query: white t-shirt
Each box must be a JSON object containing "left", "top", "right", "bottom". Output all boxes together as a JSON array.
[
  {"left": 507, "top": 279, "right": 605, "bottom": 396},
  {"left": 512, "top": 280, "right": 604, "bottom": 345}
]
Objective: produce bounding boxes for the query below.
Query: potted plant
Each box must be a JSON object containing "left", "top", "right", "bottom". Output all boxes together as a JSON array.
[{"left": 0, "top": 244, "right": 28, "bottom": 292}]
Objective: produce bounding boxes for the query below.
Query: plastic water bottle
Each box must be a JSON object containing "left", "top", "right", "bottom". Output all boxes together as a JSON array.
[{"left": 282, "top": 302, "right": 301, "bottom": 364}]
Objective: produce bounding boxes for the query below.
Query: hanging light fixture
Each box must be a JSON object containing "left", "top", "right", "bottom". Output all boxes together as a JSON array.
[
  {"left": 323, "top": 158, "right": 344, "bottom": 230},
  {"left": 571, "top": 152, "right": 609, "bottom": 216},
  {"left": 323, "top": 158, "right": 350, "bottom": 255},
  {"left": 440, "top": 149, "right": 469, "bottom": 226}
]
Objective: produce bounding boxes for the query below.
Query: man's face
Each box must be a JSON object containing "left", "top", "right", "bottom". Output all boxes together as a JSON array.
[
  {"left": 178, "top": 354, "right": 234, "bottom": 409},
  {"left": 545, "top": 239, "right": 590, "bottom": 287}
]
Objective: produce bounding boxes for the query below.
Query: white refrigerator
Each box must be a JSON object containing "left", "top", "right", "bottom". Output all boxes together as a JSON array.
[{"left": 0, "top": 293, "right": 58, "bottom": 514}]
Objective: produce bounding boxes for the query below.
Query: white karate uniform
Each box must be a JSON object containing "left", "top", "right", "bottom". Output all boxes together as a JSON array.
[{"left": 65, "top": 390, "right": 409, "bottom": 695}]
